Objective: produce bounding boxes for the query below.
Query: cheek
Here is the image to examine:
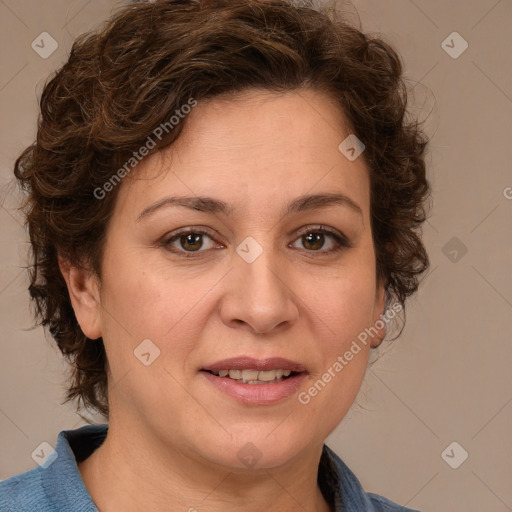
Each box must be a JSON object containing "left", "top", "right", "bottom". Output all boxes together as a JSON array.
[
  {"left": 98, "top": 252, "right": 221, "bottom": 370},
  {"left": 297, "top": 266, "right": 376, "bottom": 404},
  {"left": 97, "top": 259, "right": 210, "bottom": 416},
  {"left": 101, "top": 269, "right": 189, "bottom": 338},
  {"left": 309, "top": 266, "right": 377, "bottom": 341}
]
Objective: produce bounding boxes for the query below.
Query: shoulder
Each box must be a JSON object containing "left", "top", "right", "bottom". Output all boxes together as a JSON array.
[
  {"left": 0, "top": 466, "right": 52, "bottom": 512},
  {"left": 0, "top": 424, "right": 107, "bottom": 512},
  {"left": 320, "top": 444, "right": 421, "bottom": 512}
]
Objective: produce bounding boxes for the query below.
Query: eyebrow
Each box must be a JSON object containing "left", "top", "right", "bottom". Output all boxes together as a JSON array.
[{"left": 136, "top": 192, "right": 363, "bottom": 221}]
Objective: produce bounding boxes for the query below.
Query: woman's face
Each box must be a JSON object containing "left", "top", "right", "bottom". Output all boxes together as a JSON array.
[{"left": 84, "top": 88, "right": 385, "bottom": 469}]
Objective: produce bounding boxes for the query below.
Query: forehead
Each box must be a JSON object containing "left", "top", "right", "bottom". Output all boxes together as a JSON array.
[{"left": 115, "top": 88, "right": 370, "bottom": 218}]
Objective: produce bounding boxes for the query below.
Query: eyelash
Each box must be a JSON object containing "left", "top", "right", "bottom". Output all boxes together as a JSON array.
[{"left": 161, "top": 225, "right": 351, "bottom": 258}]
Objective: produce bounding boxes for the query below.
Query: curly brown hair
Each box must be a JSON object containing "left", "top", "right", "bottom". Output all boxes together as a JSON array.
[{"left": 14, "top": 0, "right": 431, "bottom": 418}]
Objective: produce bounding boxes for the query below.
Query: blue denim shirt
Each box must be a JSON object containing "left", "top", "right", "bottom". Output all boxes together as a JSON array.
[{"left": 1, "top": 424, "right": 419, "bottom": 511}]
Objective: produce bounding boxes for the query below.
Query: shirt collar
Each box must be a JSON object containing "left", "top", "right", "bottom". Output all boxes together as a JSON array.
[
  {"left": 41, "top": 425, "right": 105, "bottom": 511},
  {"left": 319, "top": 443, "right": 382, "bottom": 511}
]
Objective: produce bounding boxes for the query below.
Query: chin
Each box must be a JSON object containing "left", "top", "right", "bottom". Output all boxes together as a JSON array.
[{"left": 197, "top": 425, "right": 318, "bottom": 471}]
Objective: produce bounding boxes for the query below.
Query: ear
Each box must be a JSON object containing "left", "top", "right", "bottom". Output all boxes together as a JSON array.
[
  {"left": 58, "top": 256, "right": 102, "bottom": 340},
  {"left": 370, "top": 277, "right": 387, "bottom": 348}
]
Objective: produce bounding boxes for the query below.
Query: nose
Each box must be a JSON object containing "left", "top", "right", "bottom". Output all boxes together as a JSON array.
[{"left": 219, "top": 249, "right": 299, "bottom": 335}]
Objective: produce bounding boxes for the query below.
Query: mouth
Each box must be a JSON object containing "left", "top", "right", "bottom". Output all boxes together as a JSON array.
[
  {"left": 200, "top": 356, "right": 308, "bottom": 404},
  {"left": 202, "top": 368, "right": 302, "bottom": 384}
]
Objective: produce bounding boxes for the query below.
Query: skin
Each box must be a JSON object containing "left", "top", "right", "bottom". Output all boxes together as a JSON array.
[{"left": 61, "top": 88, "right": 386, "bottom": 512}]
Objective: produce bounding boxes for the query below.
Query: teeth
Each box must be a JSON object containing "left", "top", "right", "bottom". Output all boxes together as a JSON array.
[
  {"left": 241, "top": 369, "right": 259, "bottom": 381},
  {"left": 258, "top": 370, "right": 279, "bottom": 382},
  {"left": 212, "top": 368, "right": 295, "bottom": 383}
]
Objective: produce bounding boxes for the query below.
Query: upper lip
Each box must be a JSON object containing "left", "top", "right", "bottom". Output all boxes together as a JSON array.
[{"left": 202, "top": 357, "right": 307, "bottom": 373}]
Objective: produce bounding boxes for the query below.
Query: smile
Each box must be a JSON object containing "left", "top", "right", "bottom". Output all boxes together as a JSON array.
[
  {"left": 201, "top": 370, "right": 307, "bottom": 404},
  {"left": 208, "top": 368, "right": 294, "bottom": 384}
]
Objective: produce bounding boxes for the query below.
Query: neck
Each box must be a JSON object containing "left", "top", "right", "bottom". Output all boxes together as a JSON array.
[{"left": 78, "top": 418, "right": 332, "bottom": 512}]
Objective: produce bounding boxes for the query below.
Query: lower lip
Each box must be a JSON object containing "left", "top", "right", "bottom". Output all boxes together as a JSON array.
[{"left": 201, "top": 371, "right": 307, "bottom": 405}]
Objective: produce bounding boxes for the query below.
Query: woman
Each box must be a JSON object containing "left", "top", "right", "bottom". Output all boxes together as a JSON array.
[{"left": 1, "top": 0, "right": 430, "bottom": 510}]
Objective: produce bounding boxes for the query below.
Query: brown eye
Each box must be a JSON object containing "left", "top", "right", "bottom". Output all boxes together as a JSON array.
[
  {"left": 302, "top": 232, "right": 326, "bottom": 251},
  {"left": 290, "top": 226, "right": 351, "bottom": 255},
  {"left": 164, "top": 229, "right": 220, "bottom": 255},
  {"left": 178, "top": 233, "right": 203, "bottom": 251}
]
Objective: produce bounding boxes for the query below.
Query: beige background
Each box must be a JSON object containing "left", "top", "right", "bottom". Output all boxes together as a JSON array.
[{"left": 1, "top": 0, "right": 511, "bottom": 510}]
